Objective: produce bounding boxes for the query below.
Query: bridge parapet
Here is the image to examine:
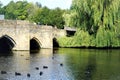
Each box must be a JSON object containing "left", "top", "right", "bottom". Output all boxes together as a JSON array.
[{"left": 0, "top": 20, "right": 29, "bottom": 28}]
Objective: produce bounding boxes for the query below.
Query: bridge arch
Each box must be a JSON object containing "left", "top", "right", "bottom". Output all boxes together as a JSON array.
[
  {"left": 53, "top": 37, "right": 59, "bottom": 48},
  {"left": 30, "top": 37, "right": 41, "bottom": 50},
  {"left": 0, "top": 35, "right": 16, "bottom": 52}
]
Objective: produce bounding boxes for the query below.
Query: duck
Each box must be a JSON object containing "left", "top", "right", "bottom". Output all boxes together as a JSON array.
[
  {"left": 15, "top": 72, "right": 21, "bottom": 76},
  {"left": 27, "top": 73, "right": 30, "bottom": 77},
  {"left": 39, "top": 71, "right": 43, "bottom": 76}
]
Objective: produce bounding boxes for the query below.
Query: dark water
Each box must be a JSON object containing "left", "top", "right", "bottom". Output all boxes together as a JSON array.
[{"left": 0, "top": 48, "right": 120, "bottom": 80}]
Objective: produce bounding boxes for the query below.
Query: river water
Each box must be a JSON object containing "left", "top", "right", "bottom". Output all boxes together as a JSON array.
[{"left": 0, "top": 48, "right": 120, "bottom": 80}]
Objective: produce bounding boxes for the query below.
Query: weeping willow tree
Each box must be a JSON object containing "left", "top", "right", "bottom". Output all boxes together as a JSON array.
[
  {"left": 64, "top": 0, "right": 120, "bottom": 34},
  {"left": 59, "top": 0, "right": 120, "bottom": 48}
]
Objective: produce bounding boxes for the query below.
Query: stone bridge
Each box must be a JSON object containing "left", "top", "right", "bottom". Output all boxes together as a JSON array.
[{"left": 0, "top": 20, "right": 66, "bottom": 51}]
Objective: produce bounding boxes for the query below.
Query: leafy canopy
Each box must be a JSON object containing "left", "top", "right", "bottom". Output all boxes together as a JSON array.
[{"left": 64, "top": 0, "right": 120, "bottom": 34}]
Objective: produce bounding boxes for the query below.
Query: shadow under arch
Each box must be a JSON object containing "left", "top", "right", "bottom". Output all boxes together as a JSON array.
[
  {"left": 0, "top": 35, "right": 16, "bottom": 52},
  {"left": 53, "top": 37, "right": 59, "bottom": 48},
  {"left": 30, "top": 37, "right": 41, "bottom": 51}
]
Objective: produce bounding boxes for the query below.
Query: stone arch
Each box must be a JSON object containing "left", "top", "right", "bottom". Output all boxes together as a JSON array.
[
  {"left": 30, "top": 37, "right": 41, "bottom": 50},
  {"left": 53, "top": 37, "right": 59, "bottom": 48},
  {"left": 0, "top": 35, "right": 16, "bottom": 52}
]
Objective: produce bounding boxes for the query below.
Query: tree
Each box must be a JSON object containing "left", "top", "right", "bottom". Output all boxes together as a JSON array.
[
  {"left": 4, "top": 1, "right": 16, "bottom": 19},
  {"left": 29, "top": 7, "right": 65, "bottom": 28},
  {"left": 64, "top": 0, "right": 120, "bottom": 35},
  {"left": 0, "top": 1, "right": 5, "bottom": 14},
  {"left": 15, "top": 1, "right": 28, "bottom": 20},
  {"left": 4, "top": 1, "right": 28, "bottom": 20},
  {"left": 59, "top": 0, "right": 120, "bottom": 48},
  {"left": 26, "top": 2, "right": 40, "bottom": 21},
  {"left": 29, "top": 6, "right": 50, "bottom": 25},
  {"left": 49, "top": 8, "right": 65, "bottom": 28}
]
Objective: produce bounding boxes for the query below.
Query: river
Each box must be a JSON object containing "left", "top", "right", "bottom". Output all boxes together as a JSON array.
[{"left": 0, "top": 48, "right": 120, "bottom": 80}]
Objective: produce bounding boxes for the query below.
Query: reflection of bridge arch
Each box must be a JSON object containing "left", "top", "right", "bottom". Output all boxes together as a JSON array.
[
  {"left": 0, "top": 35, "right": 16, "bottom": 52},
  {"left": 30, "top": 37, "right": 41, "bottom": 50}
]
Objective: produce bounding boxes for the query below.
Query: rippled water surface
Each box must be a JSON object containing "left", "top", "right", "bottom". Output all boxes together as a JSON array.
[{"left": 0, "top": 48, "right": 120, "bottom": 80}]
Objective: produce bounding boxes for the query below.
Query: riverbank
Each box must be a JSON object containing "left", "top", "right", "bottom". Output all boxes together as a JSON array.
[
  {"left": 57, "top": 29, "right": 120, "bottom": 49},
  {"left": 57, "top": 46, "right": 120, "bottom": 49}
]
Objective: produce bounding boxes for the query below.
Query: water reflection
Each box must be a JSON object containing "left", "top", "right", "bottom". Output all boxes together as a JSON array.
[
  {"left": 0, "top": 51, "right": 13, "bottom": 56},
  {"left": 55, "top": 48, "right": 120, "bottom": 80},
  {"left": 0, "top": 49, "right": 120, "bottom": 80},
  {"left": 84, "top": 53, "right": 96, "bottom": 80}
]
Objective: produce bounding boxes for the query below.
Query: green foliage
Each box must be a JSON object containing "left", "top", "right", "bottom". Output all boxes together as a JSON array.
[
  {"left": 26, "top": 2, "right": 40, "bottom": 21},
  {"left": 73, "top": 29, "right": 91, "bottom": 47},
  {"left": 50, "top": 8, "right": 65, "bottom": 28},
  {"left": 0, "top": 2, "right": 4, "bottom": 14},
  {"left": 96, "top": 26, "right": 110, "bottom": 47},
  {"left": 64, "top": 0, "right": 120, "bottom": 34},
  {"left": 63, "top": 10, "right": 78, "bottom": 27},
  {"left": 58, "top": 0, "right": 120, "bottom": 48},
  {"left": 58, "top": 29, "right": 92, "bottom": 47},
  {"left": 4, "top": 1, "right": 28, "bottom": 20},
  {"left": 29, "top": 7, "right": 65, "bottom": 28},
  {"left": 58, "top": 37, "right": 73, "bottom": 47}
]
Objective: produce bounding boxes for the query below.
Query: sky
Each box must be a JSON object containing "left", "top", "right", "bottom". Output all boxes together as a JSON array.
[{"left": 0, "top": 0, "right": 72, "bottom": 9}]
